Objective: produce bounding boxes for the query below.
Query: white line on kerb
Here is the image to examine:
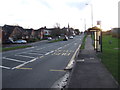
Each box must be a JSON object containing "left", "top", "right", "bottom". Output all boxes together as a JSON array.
[
  {"left": 65, "top": 44, "right": 81, "bottom": 69},
  {"left": 0, "top": 65, "right": 11, "bottom": 69},
  {"left": 15, "top": 55, "right": 35, "bottom": 58},
  {"left": 3, "top": 57, "right": 26, "bottom": 63}
]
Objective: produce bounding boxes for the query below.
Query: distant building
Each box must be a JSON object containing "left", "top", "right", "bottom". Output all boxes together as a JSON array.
[{"left": 111, "top": 28, "right": 120, "bottom": 38}]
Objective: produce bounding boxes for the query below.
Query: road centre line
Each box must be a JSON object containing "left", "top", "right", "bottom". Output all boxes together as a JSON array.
[
  {"left": 77, "top": 59, "right": 84, "bottom": 62},
  {"left": 0, "top": 65, "right": 11, "bottom": 69},
  {"left": 45, "top": 51, "right": 54, "bottom": 55},
  {"left": 57, "top": 47, "right": 62, "bottom": 50},
  {"left": 15, "top": 55, "right": 35, "bottom": 58},
  {"left": 3, "top": 57, "right": 26, "bottom": 63},
  {"left": 40, "top": 56, "right": 44, "bottom": 58}
]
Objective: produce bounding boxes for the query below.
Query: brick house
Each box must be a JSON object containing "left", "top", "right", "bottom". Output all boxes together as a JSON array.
[
  {"left": 22, "top": 28, "right": 34, "bottom": 40},
  {"left": 2, "top": 25, "right": 25, "bottom": 42}
]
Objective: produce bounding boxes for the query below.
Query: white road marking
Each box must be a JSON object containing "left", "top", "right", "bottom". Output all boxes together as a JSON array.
[
  {"left": 65, "top": 44, "right": 81, "bottom": 69},
  {"left": 0, "top": 65, "right": 11, "bottom": 69},
  {"left": 27, "top": 53, "right": 43, "bottom": 55},
  {"left": 12, "top": 58, "right": 38, "bottom": 69},
  {"left": 2, "top": 57, "right": 26, "bottom": 63},
  {"left": 77, "top": 59, "right": 84, "bottom": 62},
  {"left": 40, "top": 56, "right": 44, "bottom": 58},
  {"left": 15, "top": 55, "right": 35, "bottom": 58},
  {"left": 57, "top": 47, "right": 62, "bottom": 50},
  {"left": 67, "top": 53, "right": 71, "bottom": 56},
  {"left": 45, "top": 50, "right": 54, "bottom": 55},
  {"left": 62, "top": 53, "right": 66, "bottom": 56}
]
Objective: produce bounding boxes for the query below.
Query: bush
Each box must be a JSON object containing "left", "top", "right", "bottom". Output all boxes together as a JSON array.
[{"left": 27, "top": 38, "right": 41, "bottom": 43}]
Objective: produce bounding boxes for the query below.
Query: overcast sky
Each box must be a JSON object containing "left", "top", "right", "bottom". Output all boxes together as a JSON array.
[{"left": 0, "top": 0, "right": 119, "bottom": 31}]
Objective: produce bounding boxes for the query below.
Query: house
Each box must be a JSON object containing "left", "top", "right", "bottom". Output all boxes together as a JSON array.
[
  {"left": 36, "top": 27, "right": 44, "bottom": 39},
  {"left": 2, "top": 25, "right": 26, "bottom": 43},
  {"left": 43, "top": 28, "right": 52, "bottom": 36},
  {"left": 22, "top": 28, "right": 34, "bottom": 40},
  {"left": 61, "top": 27, "right": 69, "bottom": 36}
]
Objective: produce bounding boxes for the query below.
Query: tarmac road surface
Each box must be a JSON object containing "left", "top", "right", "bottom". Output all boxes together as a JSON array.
[{"left": 1, "top": 34, "right": 84, "bottom": 88}]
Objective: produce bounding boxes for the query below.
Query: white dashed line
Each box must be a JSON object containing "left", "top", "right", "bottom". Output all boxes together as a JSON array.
[
  {"left": 57, "top": 47, "right": 62, "bottom": 50},
  {"left": 3, "top": 57, "right": 26, "bottom": 63},
  {"left": 77, "top": 59, "right": 84, "bottom": 62},
  {"left": 0, "top": 65, "right": 11, "bottom": 69},
  {"left": 12, "top": 58, "right": 38, "bottom": 69},
  {"left": 45, "top": 51, "right": 54, "bottom": 55},
  {"left": 15, "top": 55, "right": 35, "bottom": 58},
  {"left": 27, "top": 53, "right": 43, "bottom": 55}
]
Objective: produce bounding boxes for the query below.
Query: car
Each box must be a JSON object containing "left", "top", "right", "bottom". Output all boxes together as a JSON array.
[
  {"left": 48, "top": 37, "right": 52, "bottom": 41},
  {"left": 69, "top": 36, "right": 74, "bottom": 39},
  {"left": 5, "top": 40, "right": 14, "bottom": 44},
  {"left": 14, "top": 40, "right": 27, "bottom": 44}
]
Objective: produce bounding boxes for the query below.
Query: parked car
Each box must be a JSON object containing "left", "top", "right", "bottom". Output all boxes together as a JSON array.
[
  {"left": 5, "top": 40, "right": 14, "bottom": 44},
  {"left": 14, "top": 40, "right": 27, "bottom": 44},
  {"left": 48, "top": 37, "right": 52, "bottom": 41},
  {"left": 69, "top": 36, "right": 74, "bottom": 39}
]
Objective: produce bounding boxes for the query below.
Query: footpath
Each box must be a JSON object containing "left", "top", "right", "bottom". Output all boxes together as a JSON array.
[{"left": 67, "top": 35, "right": 119, "bottom": 88}]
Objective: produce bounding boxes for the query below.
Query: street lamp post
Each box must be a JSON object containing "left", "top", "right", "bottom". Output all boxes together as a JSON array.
[{"left": 86, "top": 3, "right": 93, "bottom": 27}]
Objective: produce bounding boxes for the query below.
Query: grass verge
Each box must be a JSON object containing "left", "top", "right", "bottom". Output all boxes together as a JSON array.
[
  {"left": 97, "top": 35, "right": 119, "bottom": 84},
  {"left": 2, "top": 45, "right": 32, "bottom": 52},
  {"left": 48, "top": 39, "right": 63, "bottom": 43},
  {"left": 80, "top": 34, "right": 87, "bottom": 49}
]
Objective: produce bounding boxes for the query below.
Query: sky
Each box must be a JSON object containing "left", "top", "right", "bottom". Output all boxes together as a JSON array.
[{"left": 0, "top": 0, "right": 119, "bottom": 31}]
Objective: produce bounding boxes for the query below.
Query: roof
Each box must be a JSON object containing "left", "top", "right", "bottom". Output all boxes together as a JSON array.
[{"left": 88, "top": 26, "right": 102, "bottom": 31}]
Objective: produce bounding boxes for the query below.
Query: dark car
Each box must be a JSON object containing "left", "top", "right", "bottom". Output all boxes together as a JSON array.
[{"left": 5, "top": 40, "right": 14, "bottom": 44}]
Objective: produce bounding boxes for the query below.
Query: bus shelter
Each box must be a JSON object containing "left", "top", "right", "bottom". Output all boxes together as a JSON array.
[{"left": 88, "top": 26, "right": 102, "bottom": 52}]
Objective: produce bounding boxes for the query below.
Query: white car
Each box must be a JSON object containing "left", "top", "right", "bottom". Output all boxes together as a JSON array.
[
  {"left": 14, "top": 40, "right": 27, "bottom": 44},
  {"left": 69, "top": 36, "right": 74, "bottom": 39},
  {"left": 48, "top": 37, "right": 52, "bottom": 41}
]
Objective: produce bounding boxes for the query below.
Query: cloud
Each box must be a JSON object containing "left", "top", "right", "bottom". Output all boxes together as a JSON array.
[
  {"left": 66, "top": 0, "right": 92, "bottom": 10},
  {"left": 0, "top": 0, "right": 119, "bottom": 31}
]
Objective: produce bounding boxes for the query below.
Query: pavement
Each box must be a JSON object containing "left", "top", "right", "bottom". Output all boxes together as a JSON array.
[{"left": 67, "top": 35, "right": 119, "bottom": 89}]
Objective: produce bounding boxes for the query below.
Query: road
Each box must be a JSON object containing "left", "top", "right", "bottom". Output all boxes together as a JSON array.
[{"left": 1, "top": 34, "right": 84, "bottom": 88}]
